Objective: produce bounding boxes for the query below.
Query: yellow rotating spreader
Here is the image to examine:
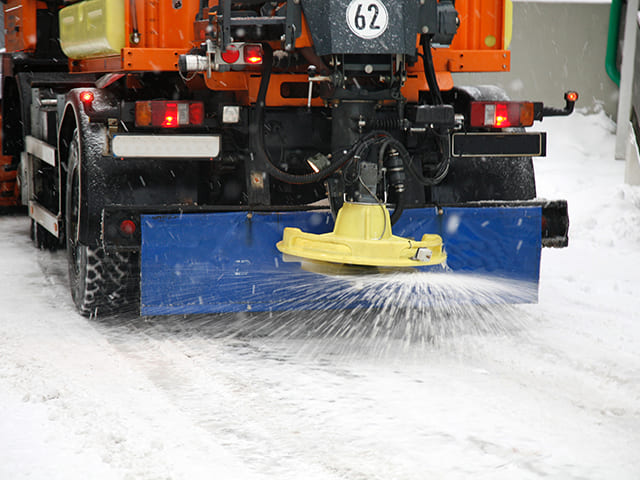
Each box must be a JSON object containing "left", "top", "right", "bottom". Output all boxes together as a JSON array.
[{"left": 277, "top": 203, "right": 446, "bottom": 267}]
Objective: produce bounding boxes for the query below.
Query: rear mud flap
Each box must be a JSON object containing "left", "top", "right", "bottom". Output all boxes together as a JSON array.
[{"left": 140, "top": 206, "right": 541, "bottom": 315}]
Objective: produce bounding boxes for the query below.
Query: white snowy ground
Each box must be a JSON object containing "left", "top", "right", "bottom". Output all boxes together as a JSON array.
[{"left": 1, "top": 108, "right": 639, "bottom": 480}]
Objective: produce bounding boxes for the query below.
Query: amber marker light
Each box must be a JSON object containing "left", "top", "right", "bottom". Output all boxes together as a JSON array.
[
  {"left": 244, "top": 45, "right": 263, "bottom": 64},
  {"left": 135, "top": 101, "right": 152, "bottom": 126}
]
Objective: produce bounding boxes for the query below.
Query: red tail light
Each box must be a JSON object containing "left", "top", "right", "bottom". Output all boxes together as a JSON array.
[
  {"left": 135, "top": 101, "right": 204, "bottom": 128},
  {"left": 216, "top": 43, "right": 263, "bottom": 66},
  {"left": 189, "top": 102, "right": 204, "bottom": 125},
  {"left": 470, "top": 101, "right": 535, "bottom": 128},
  {"left": 221, "top": 45, "right": 240, "bottom": 64},
  {"left": 160, "top": 103, "right": 178, "bottom": 128},
  {"left": 120, "top": 219, "right": 137, "bottom": 236},
  {"left": 243, "top": 45, "right": 263, "bottom": 64},
  {"left": 80, "top": 91, "right": 94, "bottom": 104}
]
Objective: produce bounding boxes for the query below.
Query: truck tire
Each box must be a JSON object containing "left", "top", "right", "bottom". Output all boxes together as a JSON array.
[
  {"left": 65, "top": 131, "right": 133, "bottom": 316},
  {"left": 429, "top": 155, "right": 536, "bottom": 204}
]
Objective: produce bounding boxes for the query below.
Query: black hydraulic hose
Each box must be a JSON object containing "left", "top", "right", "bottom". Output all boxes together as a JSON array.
[
  {"left": 256, "top": 43, "right": 273, "bottom": 108},
  {"left": 403, "top": 149, "right": 449, "bottom": 186},
  {"left": 253, "top": 44, "right": 351, "bottom": 185},
  {"left": 376, "top": 133, "right": 449, "bottom": 187},
  {"left": 415, "top": 36, "right": 452, "bottom": 185},
  {"left": 421, "top": 35, "right": 443, "bottom": 106},
  {"left": 389, "top": 190, "right": 405, "bottom": 226}
]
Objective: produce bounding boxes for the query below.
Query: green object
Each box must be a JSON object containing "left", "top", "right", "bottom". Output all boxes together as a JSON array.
[{"left": 606, "top": 0, "right": 623, "bottom": 86}]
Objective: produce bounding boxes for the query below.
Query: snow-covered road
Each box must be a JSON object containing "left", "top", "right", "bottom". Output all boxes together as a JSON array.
[{"left": 1, "top": 109, "right": 639, "bottom": 479}]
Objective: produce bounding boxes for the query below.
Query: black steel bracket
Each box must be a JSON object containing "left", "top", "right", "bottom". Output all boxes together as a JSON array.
[
  {"left": 219, "top": 0, "right": 301, "bottom": 51},
  {"left": 534, "top": 91, "right": 579, "bottom": 120}
]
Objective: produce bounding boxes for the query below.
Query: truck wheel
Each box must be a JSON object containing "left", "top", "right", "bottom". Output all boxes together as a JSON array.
[{"left": 65, "top": 131, "right": 133, "bottom": 316}]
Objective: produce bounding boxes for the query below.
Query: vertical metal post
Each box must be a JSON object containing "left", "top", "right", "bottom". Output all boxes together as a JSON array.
[
  {"left": 221, "top": 0, "right": 231, "bottom": 49},
  {"left": 615, "top": 0, "right": 639, "bottom": 160}
]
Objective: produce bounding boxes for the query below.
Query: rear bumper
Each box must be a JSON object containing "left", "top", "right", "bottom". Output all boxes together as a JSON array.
[
  {"left": 102, "top": 199, "right": 568, "bottom": 251},
  {"left": 447, "top": 199, "right": 569, "bottom": 248},
  {"left": 130, "top": 200, "right": 568, "bottom": 315}
]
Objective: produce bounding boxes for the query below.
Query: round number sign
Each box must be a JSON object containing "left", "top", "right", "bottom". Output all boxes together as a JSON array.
[{"left": 346, "top": 0, "right": 389, "bottom": 40}]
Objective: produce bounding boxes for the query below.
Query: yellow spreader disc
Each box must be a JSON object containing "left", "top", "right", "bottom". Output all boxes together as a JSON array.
[{"left": 276, "top": 202, "right": 446, "bottom": 268}]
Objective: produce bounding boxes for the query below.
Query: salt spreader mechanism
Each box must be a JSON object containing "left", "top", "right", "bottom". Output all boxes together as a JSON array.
[
  {"left": 0, "top": 0, "right": 576, "bottom": 315},
  {"left": 274, "top": 126, "right": 446, "bottom": 269},
  {"left": 277, "top": 202, "right": 446, "bottom": 268}
]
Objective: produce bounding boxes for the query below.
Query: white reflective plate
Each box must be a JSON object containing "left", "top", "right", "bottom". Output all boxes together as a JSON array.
[
  {"left": 346, "top": 0, "right": 389, "bottom": 40},
  {"left": 112, "top": 135, "right": 220, "bottom": 158}
]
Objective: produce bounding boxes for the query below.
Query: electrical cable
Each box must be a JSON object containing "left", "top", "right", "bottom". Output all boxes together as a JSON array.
[
  {"left": 357, "top": 175, "right": 388, "bottom": 241},
  {"left": 373, "top": 132, "right": 449, "bottom": 187},
  {"left": 415, "top": 35, "right": 451, "bottom": 184},
  {"left": 421, "top": 35, "right": 443, "bottom": 105}
]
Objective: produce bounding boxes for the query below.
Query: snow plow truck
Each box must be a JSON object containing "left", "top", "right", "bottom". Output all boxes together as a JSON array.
[{"left": 0, "top": 0, "right": 575, "bottom": 316}]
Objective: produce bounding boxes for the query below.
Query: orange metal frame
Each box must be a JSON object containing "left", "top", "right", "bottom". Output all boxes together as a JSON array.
[
  {"left": 434, "top": 0, "right": 511, "bottom": 73},
  {"left": 4, "top": 0, "right": 48, "bottom": 53},
  {"left": 5, "top": 0, "right": 511, "bottom": 105},
  {"left": 123, "top": 0, "right": 202, "bottom": 50}
]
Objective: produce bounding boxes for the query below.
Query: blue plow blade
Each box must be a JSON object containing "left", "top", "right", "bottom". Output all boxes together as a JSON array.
[{"left": 140, "top": 206, "right": 541, "bottom": 315}]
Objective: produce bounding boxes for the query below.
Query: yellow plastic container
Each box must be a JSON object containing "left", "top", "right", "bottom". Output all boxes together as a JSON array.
[{"left": 59, "top": 0, "right": 126, "bottom": 59}]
